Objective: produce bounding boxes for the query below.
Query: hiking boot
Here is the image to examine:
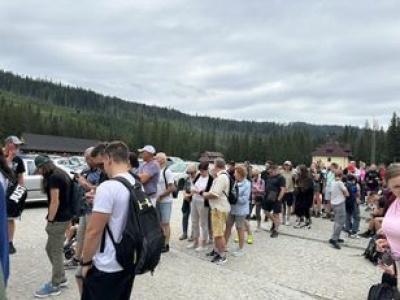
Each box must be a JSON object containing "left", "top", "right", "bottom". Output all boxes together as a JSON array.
[
  {"left": 64, "top": 258, "right": 79, "bottom": 270},
  {"left": 329, "top": 239, "right": 341, "bottom": 249},
  {"left": 34, "top": 282, "right": 61, "bottom": 298},
  {"left": 206, "top": 249, "right": 218, "bottom": 257},
  {"left": 9, "top": 242, "right": 16, "bottom": 255},
  {"left": 161, "top": 244, "right": 170, "bottom": 253},
  {"left": 247, "top": 234, "right": 254, "bottom": 244},
  {"left": 338, "top": 238, "right": 344, "bottom": 243},
  {"left": 270, "top": 230, "right": 279, "bottom": 238},
  {"left": 179, "top": 234, "right": 188, "bottom": 240},
  {"left": 212, "top": 254, "right": 227, "bottom": 265}
]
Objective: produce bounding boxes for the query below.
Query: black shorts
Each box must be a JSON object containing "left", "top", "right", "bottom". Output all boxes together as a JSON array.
[
  {"left": 82, "top": 267, "right": 135, "bottom": 300},
  {"left": 282, "top": 193, "right": 294, "bottom": 207},
  {"left": 262, "top": 199, "right": 282, "bottom": 214}
]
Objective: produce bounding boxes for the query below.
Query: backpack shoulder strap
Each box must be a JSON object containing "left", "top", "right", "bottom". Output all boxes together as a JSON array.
[
  {"left": 163, "top": 168, "right": 168, "bottom": 189},
  {"left": 193, "top": 174, "right": 201, "bottom": 184},
  {"left": 100, "top": 176, "right": 136, "bottom": 253}
]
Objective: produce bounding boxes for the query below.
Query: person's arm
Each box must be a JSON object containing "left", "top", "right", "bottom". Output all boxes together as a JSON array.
[
  {"left": 78, "top": 176, "right": 95, "bottom": 191},
  {"left": 342, "top": 183, "right": 350, "bottom": 198},
  {"left": 278, "top": 186, "right": 286, "bottom": 201},
  {"left": 158, "top": 183, "right": 175, "bottom": 201},
  {"left": 47, "top": 188, "right": 60, "bottom": 222},
  {"left": 138, "top": 172, "right": 152, "bottom": 184},
  {"left": 81, "top": 211, "right": 110, "bottom": 277},
  {"left": 17, "top": 173, "right": 24, "bottom": 186},
  {"left": 278, "top": 177, "right": 286, "bottom": 201}
]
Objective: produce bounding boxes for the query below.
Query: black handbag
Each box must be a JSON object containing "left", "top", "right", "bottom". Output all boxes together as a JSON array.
[{"left": 367, "top": 283, "right": 400, "bottom": 300}]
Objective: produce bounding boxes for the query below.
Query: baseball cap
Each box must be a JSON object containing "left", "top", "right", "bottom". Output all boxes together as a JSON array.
[
  {"left": 138, "top": 145, "right": 156, "bottom": 154},
  {"left": 34, "top": 155, "right": 52, "bottom": 168},
  {"left": 4, "top": 135, "right": 23, "bottom": 145},
  {"left": 283, "top": 161, "right": 292, "bottom": 166}
]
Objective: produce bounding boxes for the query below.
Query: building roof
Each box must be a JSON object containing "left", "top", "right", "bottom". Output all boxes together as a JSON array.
[
  {"left": 199, "top": 151, "right": 224, "bottom": 162},
  {"left": 20, "top": 133, "right": 101, "bottom": 154},
  {"left": 312, "top": 142, "right": 352, "bottom": 158}
]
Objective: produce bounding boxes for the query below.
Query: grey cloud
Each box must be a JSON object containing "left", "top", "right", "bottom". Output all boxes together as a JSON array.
[{"left": 1, "top": 0, "right": 399, "bottom": 127}]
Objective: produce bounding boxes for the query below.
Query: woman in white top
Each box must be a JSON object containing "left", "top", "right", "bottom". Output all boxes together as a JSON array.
[{"left": 187, "top": 162, "right": 213, "bottom": 252}]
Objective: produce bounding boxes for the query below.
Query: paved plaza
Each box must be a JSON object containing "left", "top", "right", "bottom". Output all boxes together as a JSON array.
[{"left": 7, "top": 195, "right": 381, "bottom": 299}]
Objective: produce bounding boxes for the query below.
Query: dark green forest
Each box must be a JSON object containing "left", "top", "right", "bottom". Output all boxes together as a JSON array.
[{"left": 0, "top": 70, "right": 399, "bottom": 165}]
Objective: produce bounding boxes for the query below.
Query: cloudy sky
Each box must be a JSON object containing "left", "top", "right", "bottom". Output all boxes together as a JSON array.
[{"left": 1, "top": 0, "right": 399, "bottom": 128}]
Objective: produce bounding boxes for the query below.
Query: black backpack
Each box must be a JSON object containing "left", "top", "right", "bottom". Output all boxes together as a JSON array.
[
  {"left": 69, "top": 178, "right": 86, "bottom": 217},
  {"left": 101, "top": 175, "right": 164, "bottom": 275},
  {"left": 368, "top": 283, "right": 400, "bottom": 300},
  {"left": 363, "top": 235, "right": 381, "bottom": 264},
  {"left": 223, "top": 173, "right": 239, "bottom": 205}
]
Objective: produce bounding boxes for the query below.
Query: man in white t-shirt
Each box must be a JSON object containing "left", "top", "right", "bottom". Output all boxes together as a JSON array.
[
  {"left": 155, "top": 152, "right": 175, "bottom": 253},
  {"left": 81, "top": 141, "right": 135, "bottom": 300},
  {"left": 329, "top": 169, "right": 349, "bottom": 250}
]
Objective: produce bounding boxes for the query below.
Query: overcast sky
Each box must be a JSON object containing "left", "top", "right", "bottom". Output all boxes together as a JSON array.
[{"left": 1, "top": 0, "right": 399, "bottom": 128}]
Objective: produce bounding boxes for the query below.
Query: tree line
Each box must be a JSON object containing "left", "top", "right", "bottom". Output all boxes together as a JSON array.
[{"left": 0, "top": 70, "right": 399, "bottom": 165}]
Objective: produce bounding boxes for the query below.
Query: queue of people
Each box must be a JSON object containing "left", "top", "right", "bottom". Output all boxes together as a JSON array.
[{"left": 0, "top": 133, "right": 399, "bottom": 299}]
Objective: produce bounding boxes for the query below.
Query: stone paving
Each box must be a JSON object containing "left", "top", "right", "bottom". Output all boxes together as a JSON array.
[{"left": 6, "top": 196, "right": 381, "bottom": 299}]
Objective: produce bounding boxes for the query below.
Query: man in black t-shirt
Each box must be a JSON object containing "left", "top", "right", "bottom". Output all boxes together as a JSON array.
[
  {"left": 4, "top": 136, "right": 25, "bottom": 255},
  {"left": 262, "top": 165, "right": 286, "bottom": 238}
]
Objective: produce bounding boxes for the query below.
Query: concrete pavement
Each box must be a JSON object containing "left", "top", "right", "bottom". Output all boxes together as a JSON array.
[{"left": 6, "top": 196, "right": 381, "bottom": 299}]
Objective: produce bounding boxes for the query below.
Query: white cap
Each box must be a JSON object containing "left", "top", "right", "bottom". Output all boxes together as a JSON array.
[
  {"left": 283, "top": 160, "right": 292, "bottom": 166},
  {"left": 138, "top": 145, "right": 156, "bottom": 154},
  {"left": 5, "top": 135, "right": 23, "bottom": 145}
]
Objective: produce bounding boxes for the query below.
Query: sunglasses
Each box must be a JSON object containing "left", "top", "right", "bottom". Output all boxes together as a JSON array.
[{"left": 186, "top": 171, "right": 196, "bottom": 175}]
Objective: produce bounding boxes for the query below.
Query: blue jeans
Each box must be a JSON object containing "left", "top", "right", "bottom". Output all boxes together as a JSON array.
[
  {"left": 331, "top": 202, "right": 346, "bottom": 241},
  {"left": 345, "top": 201, "right": 360, "bottom": 234}
]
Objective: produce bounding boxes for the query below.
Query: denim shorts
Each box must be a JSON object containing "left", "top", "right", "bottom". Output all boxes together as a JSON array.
[
  {"left": 227, "top": 214, "right": 246, "bottom": 229},
  {"left": 156, "top": 202, "right": 172, "bottom": 223}
]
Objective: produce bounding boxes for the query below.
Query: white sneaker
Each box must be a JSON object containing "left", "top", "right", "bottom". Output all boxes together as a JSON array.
[
  {"left": 233, "top": 249, "right": 245, "bottom": 257},
  {"left": 349, "top": 234, "right": 360, "bottom": 239},
  {"left": 187, "top": 243, "right": 197, "bottom": 249},
  {"left": 195, "top": 246, "right": 206, "bottom": 252}
]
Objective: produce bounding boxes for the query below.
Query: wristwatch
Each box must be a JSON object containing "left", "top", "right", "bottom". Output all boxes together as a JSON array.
[{"left": 80, "top": 259, "right": 93, "bottom": 266}]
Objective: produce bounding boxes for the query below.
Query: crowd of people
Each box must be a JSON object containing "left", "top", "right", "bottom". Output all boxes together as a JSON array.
[{"left": 0, "top": 134, "right": 399, "bottom": 299}]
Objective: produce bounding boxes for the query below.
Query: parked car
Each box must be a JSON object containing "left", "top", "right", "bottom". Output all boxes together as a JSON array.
[
  {"left": 168, "top": 161, "right": 199, "bottom": 190},
  {"left": 22, "top": 156, "right": 74, "bottom": 203}
]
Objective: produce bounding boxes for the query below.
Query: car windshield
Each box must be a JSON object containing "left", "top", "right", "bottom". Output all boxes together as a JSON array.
[{"left": 169, "top": 163, "right": 188, "bottom": 173}]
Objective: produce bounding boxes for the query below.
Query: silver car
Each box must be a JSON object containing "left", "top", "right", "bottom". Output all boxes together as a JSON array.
[{"left": 22, "top": 157, "right": 74, "bottom": 203}]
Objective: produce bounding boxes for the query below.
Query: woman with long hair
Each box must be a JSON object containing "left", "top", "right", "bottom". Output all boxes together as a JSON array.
[
  {"left": 376, "top": 164, "right": 400, "bottom": 285},
  {"left": 33, "top": 155, "right": 72, "bottom": 298},
  {"left": 294, "top": 165, "right": 314, "bottom": 229}
]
